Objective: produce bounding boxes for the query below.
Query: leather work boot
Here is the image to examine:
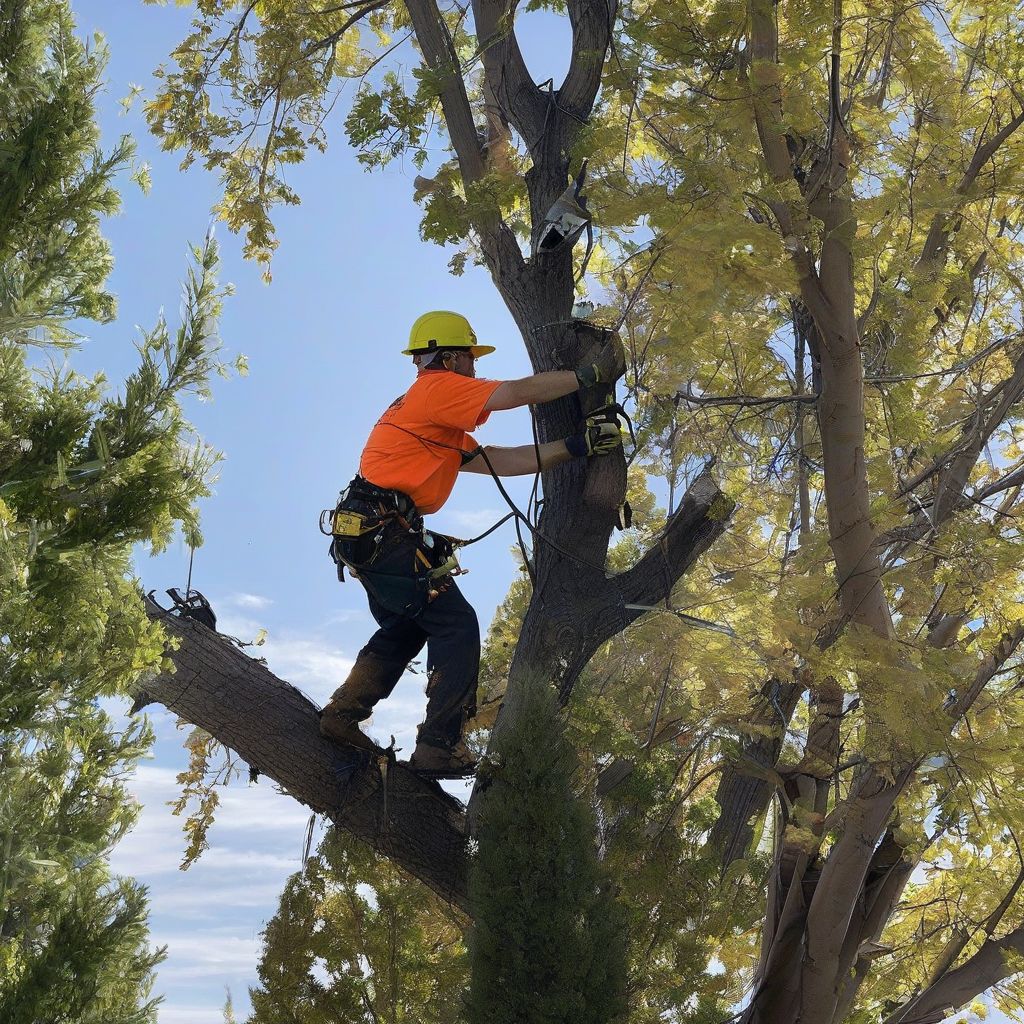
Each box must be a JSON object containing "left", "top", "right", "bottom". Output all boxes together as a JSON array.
[
  {"left": 406, "top": 739, "right": 477, "bottom": 779},
  {"left": 319, "top": 701, "right": 375, "bottom": 751}
]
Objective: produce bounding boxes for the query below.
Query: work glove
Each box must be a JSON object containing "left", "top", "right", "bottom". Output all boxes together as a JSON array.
[
  {"left": 575, "top": 332, "right": 626, "bottom": 389},
  {"left": 565, "top": 417, "right": 623, "bottom": 458}
]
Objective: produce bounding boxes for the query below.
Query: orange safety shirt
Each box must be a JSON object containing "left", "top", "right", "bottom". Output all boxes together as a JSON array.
[{"left": 359, "top": 370, "right": 503, "bottom": 514}]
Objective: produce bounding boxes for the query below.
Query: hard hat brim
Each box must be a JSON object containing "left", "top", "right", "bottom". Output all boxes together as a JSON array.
[{"left": 402, "top": 343, "right": 496, "bottom": 357}]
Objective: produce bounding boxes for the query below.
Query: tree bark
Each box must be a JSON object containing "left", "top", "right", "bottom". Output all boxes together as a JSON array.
[
  {"left": 707, "top": 678, "right": 801, "bottom": 870},
  {"left": 882, "top": 921, "right": 1024, "bottom": 1024},
  {"left": 141, "top": 597, "right": 471, "bottom": 909}
]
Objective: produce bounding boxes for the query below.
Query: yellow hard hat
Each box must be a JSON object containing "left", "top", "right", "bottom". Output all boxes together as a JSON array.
[{"left": 402, "top": 311, "right": 495, "bottom": 358}]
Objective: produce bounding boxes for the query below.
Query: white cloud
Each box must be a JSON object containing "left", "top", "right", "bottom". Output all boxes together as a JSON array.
[
  {"left": 359, "top": 687, "right": 426, "bottom": 751},
  {"left": 145, "top": 876, "right": 292, "bottom": 917},
  {"left": 205, "top": 611, "right": 357, "bottom": 704},
  {"left": 260, "top": 636, "right": 354, "bottom": 700},
  {"left": 229, "top": 592, "right": 273, "bottom": 610},
  {"left": 214, "top": 786, "right": 315, "bottom": 832},
  {"left": 109, "top": 764, "right": 315, "bottom": 880},
  {"left": 446, "top": 508, "right": 506, "bottom": 533},
  {"left": 211, "top": 611, "right": 265, "bottom": 645},
  {"left": 152, "top": 933, "right": 263, "bottom": 981},
  {"left": 323, "top": 607, "right": 370, "bottom": 625},
  {"left": 198, "top": 847, "right": 303, "bottom": 873}
]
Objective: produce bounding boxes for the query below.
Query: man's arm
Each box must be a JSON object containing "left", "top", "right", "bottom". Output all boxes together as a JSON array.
[
  {"left": 482, "top": 371, "right": 579, "bottom": 412},
  {"left": 482, "top": 334, "right": 627, "bottom": 411},
  {"left": 461, "top": 441, "right": 573, "bottom": 475},
  {"left": 462, "top": 416, "right": 623, "bottom": 475}
]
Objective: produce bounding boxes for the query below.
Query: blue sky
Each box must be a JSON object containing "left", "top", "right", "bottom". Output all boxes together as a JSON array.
[
  {"left": 70, "top": 1, "right": 572, "bottom": 1021},
  {"left": 64, "top": 3, "right": 1000, "bottom": 1023}
]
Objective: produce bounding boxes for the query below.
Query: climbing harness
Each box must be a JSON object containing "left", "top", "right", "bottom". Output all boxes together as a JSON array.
[
  {"left": 319, "top": 475, "right": 420, "bottom": 579},
  {"left": 320, "top": 476, "right": 467, "bottom": 607},
  {"left": 322, "top": 396, "right": 639, "bottom": 592}
]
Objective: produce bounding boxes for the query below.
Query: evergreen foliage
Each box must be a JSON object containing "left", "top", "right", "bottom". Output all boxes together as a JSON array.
[
  {"left": 0, "top": 881, "right": 162, "bottom": 1024},
  {"left": 0, "top": 1, "right": 234, "bottom": 1019},
  {"left": 0, "top": 0, "right": 128, "bottom": 337},
  {"left": 247, "top": 828, "right": 465, "bottom": 1024},
  {"left": 467, "top": 675, "right": 627, "bottom": 1024}
]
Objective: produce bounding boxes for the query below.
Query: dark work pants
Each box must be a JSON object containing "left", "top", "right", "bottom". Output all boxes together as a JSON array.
[{"left": 330, "top": 522, "right": 480, "bottom": 749}]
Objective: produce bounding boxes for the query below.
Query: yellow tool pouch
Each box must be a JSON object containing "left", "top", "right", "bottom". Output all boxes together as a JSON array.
[
  {"left": 320, "top": 503, "right": 391, "bottom": 582},
  {"left": 319, "top": 507, "right": 379, "bottom": 538},
  {"left": 332, "top": 509, "right": 373, "bottom": 538}
]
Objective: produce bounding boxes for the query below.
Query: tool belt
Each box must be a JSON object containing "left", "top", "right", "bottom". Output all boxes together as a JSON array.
[{"left": 320, "top": 476, "right": 463, "bottom": 606}]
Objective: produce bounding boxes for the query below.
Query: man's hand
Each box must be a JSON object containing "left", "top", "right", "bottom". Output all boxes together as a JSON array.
[
  {"left": 565, "top": 417, "right": 623, "bottom": 458},
  {"left": 574, "top": 333, "right": 626, "bottom": 389}
]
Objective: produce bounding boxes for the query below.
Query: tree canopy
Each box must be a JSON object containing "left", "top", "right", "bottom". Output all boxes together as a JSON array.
[{"left": 141, "top": 1, "right": 1024, "bottom": 1022}]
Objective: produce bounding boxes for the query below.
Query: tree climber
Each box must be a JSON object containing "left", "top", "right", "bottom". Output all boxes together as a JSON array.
[{"left": 319, "top": 310, "right": 625, "bottom": 778}]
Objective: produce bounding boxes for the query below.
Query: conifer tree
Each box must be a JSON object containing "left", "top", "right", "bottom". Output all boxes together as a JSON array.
[
  {"left": 0, "top": 1, "right": 233, "bottom": 1018},
  {"left": 467, "top": 675, "right": 627, "bottom": 1024},
  {"left": 247, "top": 828, "right": 465, "bottom": 1024}
]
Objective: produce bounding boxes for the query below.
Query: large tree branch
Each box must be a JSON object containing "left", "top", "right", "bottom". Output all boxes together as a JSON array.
[
  {"left": 746, "top": 620, "right": 1023, "bottom": 1024},
  {"left": 744, "top": 770, "right": 825, "bottom": 1023},
  {"left": 746, "top": 0, "right": 791, "bottom": 182},
  {"left": 879, "top": 343, "right": 1024, "bottom": 559},
  {"left": 917, "top": 107, "right": 1024, "bottom": 270},
  {"left": 831, "top": 828, "right": 918, "bottom": 1023},
  {"left": 884, "top": 920, "right": 1024, "bottom": 1024},
  {"left": 921, "top": 863, "right": 1024, "bottom": 1008},
  {"left": 141, "top": 597, "right": 470, "bottom": 909},
  {"left": 471, "top": 0, "right": 546, "bottom": 147},
  {"left": 403, "top": 0, "right": 486, "bottom": 184},
  {"left": 745, "top": 677, "right": 845, "bottom": 1021},
  {"left": 490, "top": 468, "right": 732, "bottom": 710},
  {"left": 403, "top": 0, "right": 525, "bottom": 276},
  {"left": 799, "top": 765, "right": 914, "bottom": 1019},
  {"left": 613, "top": 468, "right": 734, "bottom": 616},
  {"left": 946, "top": 626, "right": 1024, "bottom": 721},
  {"left": 816, "top": 626, "right": 1024, "bottom": 1019},
  {"left": 743, "top": 2, "right": 834, "bottom": 354},
  {"left": 559, "top": 0, "right": 617, "bottom": 127},
  {"left": 706, "top": 679, "right": 802, "bottom": 870},
  {"left": 932, "top": 345, "right": 1024, "bottom": 525},
  {"left": 973, "top": 462, "right": 1024, "bottom": 504}
]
